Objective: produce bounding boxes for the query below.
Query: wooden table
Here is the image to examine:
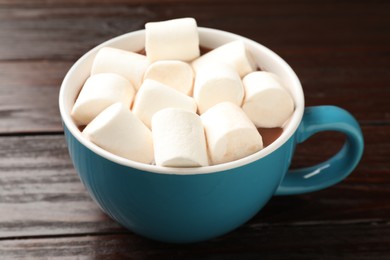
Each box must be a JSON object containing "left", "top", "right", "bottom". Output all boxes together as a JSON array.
[{"left": 1, "top": 1, "right": 389, "bottom": 258}]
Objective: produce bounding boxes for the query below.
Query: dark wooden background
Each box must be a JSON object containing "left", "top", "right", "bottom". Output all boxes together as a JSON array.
[{"left": 1, "top": 0, "right": 389, "bottom": 258}]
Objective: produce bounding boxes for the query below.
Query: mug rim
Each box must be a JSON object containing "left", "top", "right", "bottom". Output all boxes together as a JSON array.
[{"left": 59, "top": 27, "right": 305, "bottom": 175}]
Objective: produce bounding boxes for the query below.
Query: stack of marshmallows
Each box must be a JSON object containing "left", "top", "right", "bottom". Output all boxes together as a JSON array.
[{"left": 71, "top": 18, "right": 295, "bottom": 167}]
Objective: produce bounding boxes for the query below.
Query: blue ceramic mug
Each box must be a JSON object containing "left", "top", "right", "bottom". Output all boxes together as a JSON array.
[{"left": 59, "top": 28, "right": 364, "bottom": 243}]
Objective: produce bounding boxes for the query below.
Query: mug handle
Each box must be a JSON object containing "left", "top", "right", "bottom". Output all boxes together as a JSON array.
[{"left": 275, "top": 106, "right": 364, "bottom": 195}]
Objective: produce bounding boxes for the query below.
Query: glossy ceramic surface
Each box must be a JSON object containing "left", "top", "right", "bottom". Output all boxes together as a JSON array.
[
  {"left": 59, "top": 28, "right": 364, "bottom": 243},
  {"left": 276, "top": 106, "right": 364, "bottom": 195},
  {"left": 65, "top": 124, "right": 295, "bottom": 243}
]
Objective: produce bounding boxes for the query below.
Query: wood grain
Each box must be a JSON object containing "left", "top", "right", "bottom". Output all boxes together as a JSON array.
[
  {"left": 1, "top": 2, "right": 389, "bottom": 61},
  {"left": 0, "top": 1, "right": 389, "bottom": 258},
  {"left": 0, "top": 135, "right": 122, "bottom": 238},
  {"left": 0, "top": 2, "right": 389, "bottom": 134},
  {"left": 0, "top": 61, "right": 70, "bottom": 134},
  {"left": 0, "top": 125, "right": 388, "bottom": 239},
  {"left": 0, "top": 5, "right": 153, "bottom": 61},
  {"left": 1, "top": 224, "right": 390, "bottom": 259},
  {"left": 0, "top": 0, "right": 251, "bottom": 5}
]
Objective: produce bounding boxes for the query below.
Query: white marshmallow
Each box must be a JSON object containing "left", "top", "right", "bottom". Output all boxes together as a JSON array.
[
  {"left": 192, "top": 40, "right": 257, "bottom": 77},
  {"left": 193, "top": 63, "right": 244, "bottom": 114},
  {"left": 145, "top": 18, "right": 200, "bottom": 62},
  {"left": 143, "top": 60, "right": 194, "bottom": 95},
  {"left": 152, "top": 108, "right": 208, "bottom": 167},
  {"left": 83, "top": 103, "right": 153, "bottom": 164},
  {"left": 91, "top": 47, "right": 149, "bottom": 90},
  {"left": 71, "top": 73, "right": 135, "bottom": 125},
  {"left": 201, "top": 102, "right": 263, "bottom": 165},
  {"left": 132, "top": 79, "right": 197, "bottom": 128},
  {"left": 242, "top": 71, "right": 295, "bottom": 128}
]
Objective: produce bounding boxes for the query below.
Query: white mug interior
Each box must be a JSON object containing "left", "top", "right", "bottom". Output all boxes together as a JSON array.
[{"left": 59, "top": 28, "right": 305, "bottom": 175}]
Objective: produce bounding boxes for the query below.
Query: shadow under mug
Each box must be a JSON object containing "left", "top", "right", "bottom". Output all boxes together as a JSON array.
[{"left": 59, "top": 28, "right": 364, "bottom": 243}]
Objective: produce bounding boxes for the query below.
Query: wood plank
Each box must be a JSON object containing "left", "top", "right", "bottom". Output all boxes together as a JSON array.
[
  {"left": 1, "top": 223, "right": 390, "bottom": 259},
  {"left": 0, "top": 1, "right": 386, "bottom": 257},
  {"left": 293, "top": 65, "right": 390, "bottom": 124},
  {"left": 0, "top": 135, "right": 122, "bottom": 238},
  {"left": 0, "top": 0, "right": 248, "bottom": 5},
  {"left": 1, "top": 0, "right": 371, "bottom": 5},
  {"left": 0, "top": 2, "right": 388, "bottom": 133},
  {"left": 0, "top": 5, "right": 154, "bottom": 61},
  {"left": 0, "top": 61, "right": 70, "bottom": 133},
  {"left": 0, "top": 2, "right": 389, "bottom": 61},
  {"left": 0, "top": 125, "right": 388, "bottom": 238}
]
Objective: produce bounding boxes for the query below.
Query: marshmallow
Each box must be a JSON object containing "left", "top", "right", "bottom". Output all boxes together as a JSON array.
[
  {"left": 242, "top": 71, "right": 294, "bottom": 128},
  {"left": 145, "top": 18, "right": 200, "bottom": 62},
  {"left": 71, "top": 73, "right": 135, "bottom": 125},
  {"left": 91, "top": 47, "right": 149, "bottom": 90},
  {"left": 192, "top": 40, "right": 257, "bottom": 77},
  {"left": 83, "top": 103, "right": 154, "bottom": 164},
  {"left": 152, "top": 108, "right": 208, "bottom": 167},
  {"left": 201, "top": 102, "right": 263, "bottom": 165},
  {"left": 143, "top": 60, "right": 194, "bottom": 95},
  {"left": 132, "top": 79, "right": 197, "bottom": 128},
  {"left": 193, "top": 63, "right": 244, "bottom": 114}
]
